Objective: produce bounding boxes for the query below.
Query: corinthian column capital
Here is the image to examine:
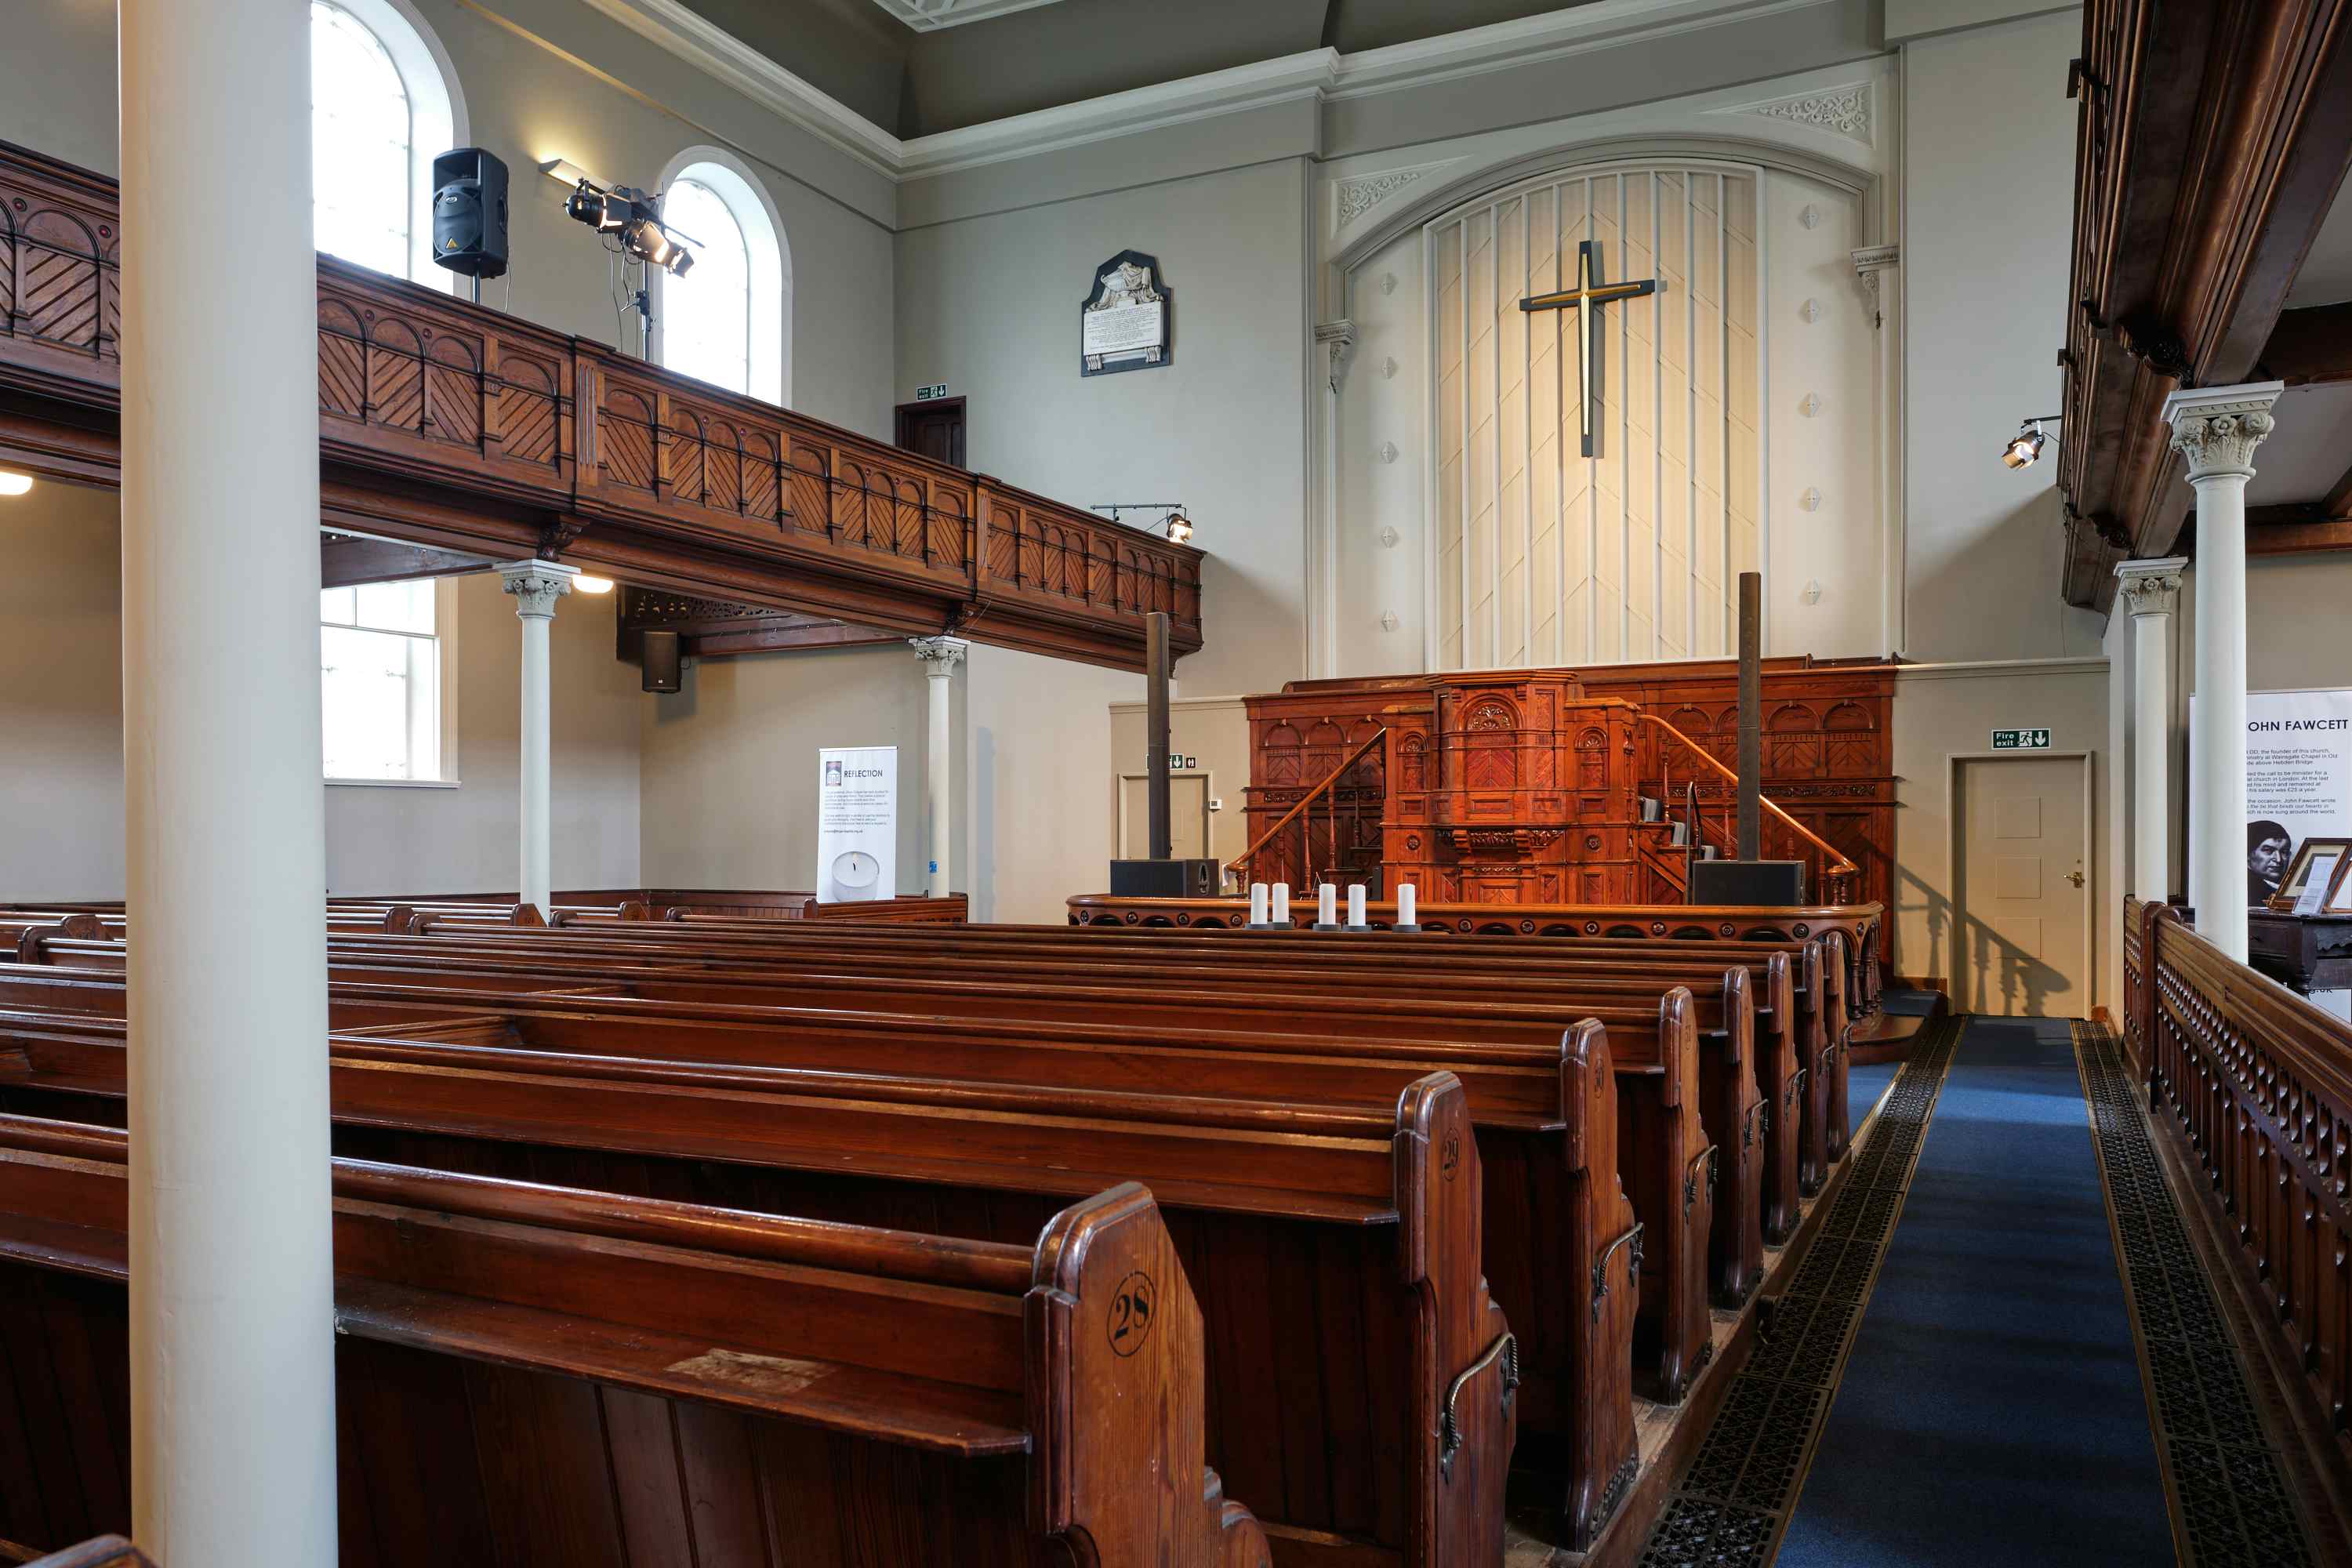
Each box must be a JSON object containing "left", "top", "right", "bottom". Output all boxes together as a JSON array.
[
  {"left": 2163, "top": 382, "right": 2282, "bottom": 482},
  {"left": 499, "top": 560, "right": 579, "bottom": 619},
  {"left": 2113, "top": 556, "right": 2187, "bottom": 618}
]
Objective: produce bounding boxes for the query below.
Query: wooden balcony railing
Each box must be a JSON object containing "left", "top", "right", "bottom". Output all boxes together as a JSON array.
[
  {"left": 2125, "top": 895, "right": 2352, "bottom": 1452},
  {"left": 0, "top": 139, "right": 1201, "bottom": 672}
]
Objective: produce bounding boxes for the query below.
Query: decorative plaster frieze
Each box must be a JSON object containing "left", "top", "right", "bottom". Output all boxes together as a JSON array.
[
  {"left": 1332, "top": 162, "right": 1459, "bottom": 234},
  {"left": 1713, "top": 82, "right": 1871, "bottom": 145}
]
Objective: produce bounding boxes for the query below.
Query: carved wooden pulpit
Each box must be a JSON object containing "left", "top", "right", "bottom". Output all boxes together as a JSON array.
[{"left": 1383, "top": 671, "right": 1642, "bottom": 903}]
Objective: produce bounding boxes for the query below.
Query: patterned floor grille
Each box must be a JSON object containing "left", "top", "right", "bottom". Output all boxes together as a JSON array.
[
  {"left": 2074, "top": 1021, "right": 2320, "bottom": 1567},
  {"left": 1633, "top": 1015, "right": 1962, "bottom": 1566}
]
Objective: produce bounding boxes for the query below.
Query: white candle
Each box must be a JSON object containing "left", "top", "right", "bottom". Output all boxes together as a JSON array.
[
  {"left": 1317, "top": 884, "right": 1338, "bottom": 925},
  {"left": 1347, "top": 884, "right": 1367, "bottom": 927},
  {"left": 1398, "top": 882, "right": 1417, "bottom": 925},
  {"left": 1272, "top": 883, "right": 1290, "bottom": 924},
  {"left": 1248, "top": 882, "right": 1269, "bottom": 925}
]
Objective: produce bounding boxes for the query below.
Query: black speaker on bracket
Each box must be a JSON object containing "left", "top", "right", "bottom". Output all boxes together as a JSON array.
[
  {"left": 430, "top": 147, "right": 510, "bottom": 279},
  {"left": 641, "top": 629, "right": 682, "bottom": 694}
]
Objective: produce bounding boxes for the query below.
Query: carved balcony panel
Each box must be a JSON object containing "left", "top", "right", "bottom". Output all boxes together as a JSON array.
[{"left": 0, "top": 145, "right": 121, "bottom": 401}]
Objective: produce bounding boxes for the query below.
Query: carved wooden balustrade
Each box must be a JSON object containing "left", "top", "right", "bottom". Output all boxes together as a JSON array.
[
  {"left": 0, "top": 139, "right": 1200, "bottom": 672},
  {"left": 2128, "top": 896, "right": 2352, "bottom": 1445}
]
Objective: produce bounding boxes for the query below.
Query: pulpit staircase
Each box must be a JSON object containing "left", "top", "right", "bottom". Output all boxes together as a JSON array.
[{"left": 1229, "top": 728, "right": 1386, "bottom": 892}]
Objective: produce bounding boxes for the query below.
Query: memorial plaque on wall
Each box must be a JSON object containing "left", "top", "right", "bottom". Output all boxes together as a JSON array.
[{"left": 1080, "top": 250, "right": 1172, "bottom": 376}]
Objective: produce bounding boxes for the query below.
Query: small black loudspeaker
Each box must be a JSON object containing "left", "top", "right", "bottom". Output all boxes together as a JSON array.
[
  {"left": 641, "top": 629, "right": 681, "bottom": 694},
  {"left": 1687, "top": 859, "right": 1809, "bottom": 907},
  {"left": 1109, "top": 858, "right": 1221, "bottom": 898},
  {"left": 430, "top": 147, "right": 510, "bottom": 279}
]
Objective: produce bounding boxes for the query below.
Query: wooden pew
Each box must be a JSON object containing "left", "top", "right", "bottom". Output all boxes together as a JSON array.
[
  {"left": 304, "top": 915, "right": 1847, "bottom": 1205},
  {"left": 0, "top": 1112, "right": 1268, "bottom": 1568},
  {"left": 0, "top": 927, "right": 1725, "bottom": 1410},
  {"left": 0, "top": 1027, "right": 1518, "bottom": 1566},
  {"left": 299, "top": 945, "right": 1712, "bottom": 1410},
  {"left": 304, "top": 929, "right": 1748, "bottom": 1341}
]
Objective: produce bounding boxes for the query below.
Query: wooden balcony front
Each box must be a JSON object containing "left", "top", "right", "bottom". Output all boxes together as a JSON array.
[{"left": 0, "top": 140, "right": 1202, "bottom": 671}]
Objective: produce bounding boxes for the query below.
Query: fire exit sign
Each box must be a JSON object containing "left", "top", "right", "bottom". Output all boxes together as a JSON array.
[
  {"left": 1991, "top": 728, "right": 2052, "bottom": 750},
  {"left": 914, "top": 383, "right": 949, "bottom": 401}
]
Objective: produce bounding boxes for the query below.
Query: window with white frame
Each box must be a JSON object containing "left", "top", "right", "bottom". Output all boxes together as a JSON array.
[
  {"left": 660, "top": 177, "right": 753, "bottom": 394},
  {"left": 321, "top": 579, "right": 448, "bottom": 782},
  {"left": 308, "top": 0, "right": 463, "bottom": 285},
  {"left": 655, "top": 155, "right": 789, "bottom": 405}
]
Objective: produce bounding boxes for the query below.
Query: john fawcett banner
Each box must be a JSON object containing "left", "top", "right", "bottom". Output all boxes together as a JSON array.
[
  {"left": 816, "top": 745, "right": 897, "bottom": 903},
  {"left": 2244, "top": 688, "right": 2352, "bottom": 906}
]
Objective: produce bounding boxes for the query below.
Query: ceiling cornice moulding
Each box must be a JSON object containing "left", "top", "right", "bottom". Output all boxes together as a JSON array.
[
  {"left": 869, "top": 0, "right": 1072, "bottom": 30},
  {"left": 580, "top": 0, "right": 1849, "bottom": 190}
]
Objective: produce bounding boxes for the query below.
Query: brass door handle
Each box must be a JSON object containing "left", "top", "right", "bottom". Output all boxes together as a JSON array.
[{"left": 2068, "top": 869, "right": 2085, "bottom": 887}]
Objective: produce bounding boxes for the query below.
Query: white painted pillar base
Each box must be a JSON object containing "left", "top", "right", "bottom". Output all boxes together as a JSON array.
[
  {"left": 911, "top": 637, "right": 969, "bottom": 898},
  {"left": 2165, "top": 383, "right": 2280, "bottom": 964},
  {"left": 2114, "top": 557, "right": 2186, "bottom": 904},
  {"left": 499, "top": 561, "right": 577, "bottom": 916},
  {"left": 121, "top": 2, "right": 339, "bottom": 1560}
]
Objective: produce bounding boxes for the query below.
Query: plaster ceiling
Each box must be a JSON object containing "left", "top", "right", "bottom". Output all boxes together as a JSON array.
[
  {"left": 2243, "top": 381, "right": 2352, "bottom": 507},
  {"left": 2288, "top": 181, "right": 2352, "bottom": 309},
  {"left": 670, "top": 0, "right": 1603, "bottom": 139}
]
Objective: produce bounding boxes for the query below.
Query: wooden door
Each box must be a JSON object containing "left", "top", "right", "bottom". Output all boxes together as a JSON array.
[
  {"left": 1955, "top": 755, "right": 2090, "bottom": 1017},
  {"left": 1120, "top": 774, "right": 1210, "bottom": 858},
  {"left": 895, "top": 397, "right": 966, "bottom": 467}
]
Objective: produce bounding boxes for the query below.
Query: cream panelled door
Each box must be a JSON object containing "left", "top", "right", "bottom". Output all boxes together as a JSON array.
[
  {"left": 1955, "top": 754, "right": 2091, "bottom": 1017},
  {"left": 1428, "top": 165, "right": 1761, "bottom": 669}
]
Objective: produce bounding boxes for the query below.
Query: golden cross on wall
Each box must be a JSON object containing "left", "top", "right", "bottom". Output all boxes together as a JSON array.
[{"left": 1518, "top": 240, "right": 1657, "bottom": 457}]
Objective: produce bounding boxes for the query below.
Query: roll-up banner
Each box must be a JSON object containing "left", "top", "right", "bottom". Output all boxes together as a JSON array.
[
  {"left": 816, "top": 745, "right": 897, "bottom": 902},
  {"left": 2241, "top": 688, "right": 2352, "bottom": 906}
]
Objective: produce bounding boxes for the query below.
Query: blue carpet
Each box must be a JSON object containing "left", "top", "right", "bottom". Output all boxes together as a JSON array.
[
  {"left": 1846, "top": 1060, "right": 1898, "bottom": 1130},
  {"left": 1773, "top": 1018, "right": 2172, "bottom": 1567}
]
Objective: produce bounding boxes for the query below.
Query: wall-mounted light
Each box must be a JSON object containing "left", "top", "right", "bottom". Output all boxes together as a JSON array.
[
  {"left": 2001, "top": 415, "right": 2062, "bottom": 470},
  {"left": 573, "top": 575, "right": 615, "bottom": 594},
  {"left": 538, "top": 157, "right": 604, "bottom": 190},
  {"left": 0, "top": 470, "right": 31, "bottom": 497},
  {"left": 1090, "top": 501, "right": 1194, "bottom": 544}
]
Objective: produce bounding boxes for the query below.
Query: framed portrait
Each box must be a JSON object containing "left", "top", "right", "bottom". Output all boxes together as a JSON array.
[
  {"left": 2271, "top": 837, "right": 2352, "bottom": 913},
  {"left": 2322, "top": 852, "right": 2352, "bottom": 916}
]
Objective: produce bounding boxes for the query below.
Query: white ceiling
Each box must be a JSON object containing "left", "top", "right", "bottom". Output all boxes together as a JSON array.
[
  {"left": 868, "top": 0, "right": 1069, "bottom": 29},
  {"left": 2244, "top": 381, "right": 2352, "bottom": 506},
  {"left": 2288, "top": 181, "right": 2352, "bottom": 308}
]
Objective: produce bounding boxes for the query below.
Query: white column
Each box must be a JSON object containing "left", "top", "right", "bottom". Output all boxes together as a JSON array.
[
  {"left": 2165, "top": 382, "right": 2281, "bottom": 963},
  {"left": 120, "top": 2, "right": 337, "bottom": 1561},
  {"left": 910, "top": 637, "right": 969, "bottom": 898},
  {"left": 499, "top": 561, "right": 577, "bottom": 916},
  {"left": 2114, "top": 557, "right": 2186, "bottom": 903}
]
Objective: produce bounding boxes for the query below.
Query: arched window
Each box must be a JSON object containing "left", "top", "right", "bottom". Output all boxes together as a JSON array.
[
  {"left": 655, "top": 152, "right": 790, "bottom": 406},
  {"left": 308, "top": 0, "right": 463, "bottom": 285}
]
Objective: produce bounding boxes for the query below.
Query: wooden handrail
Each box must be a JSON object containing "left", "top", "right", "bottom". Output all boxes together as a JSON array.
[
  {"left": 1632, "top": 712, "right": 1860, "bottom": 891},
  {"left": 1232, "top": 728, "right": 1387, "bottom": 880}
]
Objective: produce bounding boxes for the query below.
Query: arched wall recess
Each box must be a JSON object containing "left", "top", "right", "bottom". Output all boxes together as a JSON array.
[{"left": 1320, "top": 129, "right": 1894, "bottom": 678}]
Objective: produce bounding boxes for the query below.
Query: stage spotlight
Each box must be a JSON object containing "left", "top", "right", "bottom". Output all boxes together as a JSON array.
[
  {"left": 1999, "top": 415, "right": 2061, "bottom": 470},
  {"left": 1164, "top": 510, "right": 1193, "bottom": 543},
  {"left": 0, "top": 470, "right": 31, "bottom": 497}
]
